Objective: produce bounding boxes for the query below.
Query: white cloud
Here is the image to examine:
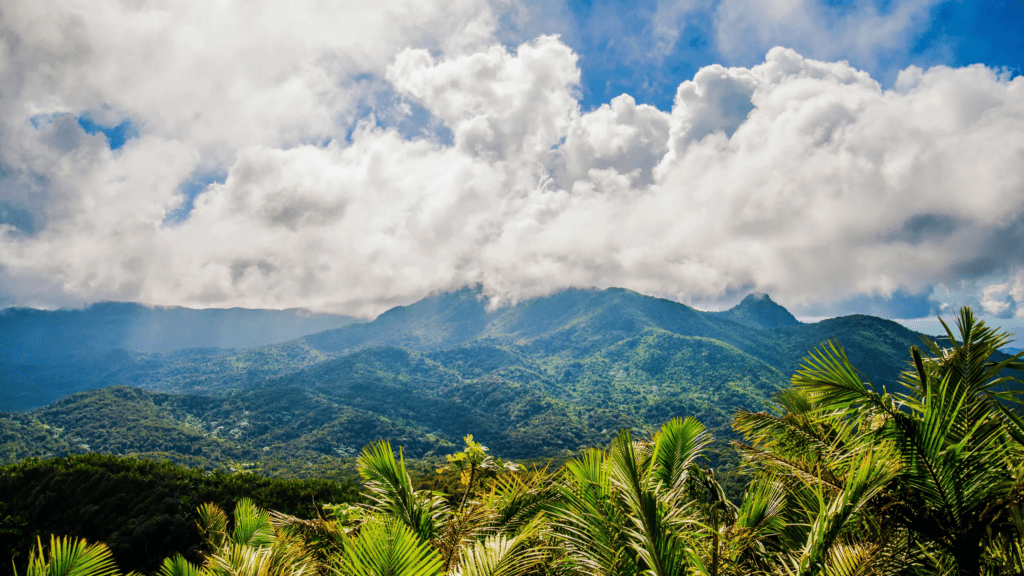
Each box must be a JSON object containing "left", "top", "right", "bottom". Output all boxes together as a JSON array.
[
  {"left": 650, "top": 0, "right": 711, "bottom": 56},
  {"left": 712, "top": 0, "right": 939, "bottom": 71},
  {"left": 388, "top": 35, "right": 580, "bottom": 163},
  {"left": 556, "top": 93, "right": 671, "bottom": 187},
  {"left": 1, "top": 2, "right": 1023, "bottom": 319},
  {"left": 981, "top": 282, "right": 1012, "bottom": 317},
  {"left": 981, "top": 272, "right": 1024, "bottom": 319},
  {"left": 2, "top": 0, "right": 495, "bottom": 154}
]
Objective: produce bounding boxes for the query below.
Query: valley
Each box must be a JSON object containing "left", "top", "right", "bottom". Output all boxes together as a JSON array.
[{"left": 1, "top": 287, "right": 929, "bottom": 483}]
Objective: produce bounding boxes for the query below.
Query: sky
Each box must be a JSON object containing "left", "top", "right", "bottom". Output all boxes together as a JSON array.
[{"left": 1, "top": 0, "right": 1023, "bottom": 336}]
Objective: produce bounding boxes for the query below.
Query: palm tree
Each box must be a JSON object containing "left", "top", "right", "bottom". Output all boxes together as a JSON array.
[
  {"left": 735, "top": 307, "right": 1024, "bottom": 576},
  {"left": 549, "top": 416, "right": 716, "bottom": 576},
  {"left": 355, "top": 437, "right": 556, "bottom": 576}
]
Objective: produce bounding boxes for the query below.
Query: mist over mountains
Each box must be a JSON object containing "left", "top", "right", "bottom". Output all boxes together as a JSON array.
[{"left": 0, "top": 303, "right": 361, "bottom": 361}]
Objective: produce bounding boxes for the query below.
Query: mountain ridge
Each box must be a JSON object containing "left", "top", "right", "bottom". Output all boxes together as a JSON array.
[
  {"left": 1, "top": 286, "right": 940, "bottom": 485},
  {"left": 717, "top": 293, "right": 801, "bottom": 329},
  {"left": 1, "top": 287, "right": 934, "bottom": 412}
]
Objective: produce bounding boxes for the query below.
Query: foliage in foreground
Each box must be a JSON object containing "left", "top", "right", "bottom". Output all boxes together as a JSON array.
[
  {"left": 15, "top": 308, "right": 1024, "bottom": 576},
  {"left": 0, "top": 454, "right": 361, "bottom": 576}
]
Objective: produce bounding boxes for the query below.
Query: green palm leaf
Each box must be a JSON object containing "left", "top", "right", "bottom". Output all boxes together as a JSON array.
[
  {"left": 158, "top": 554, "right": 203, "bottom": 576},
  {"left": 198, "top": 503, "right": 231, "bottom": 551},
  {"left": 457, "top": 520, "right": 547, "bottom": 576},
  {"left": 342, "top": 516, "right": 442, "bottom": 576},
  {"left": 358, "top": 440, "right": 447, "bottom": 543},
  {"left": 203, "top": 536, "right": 312, "bottom": 576},
  {"left": 25, "top": 535, "right": 121, "bottom": 576},
  {"left": 550, "top": 448, "right": 637, "bottom": 576},
  {"left": 796, "top": 448, "right": 899, "bottom": 576},
  {"left": 487, "top": 471, "right": 559, "bottom": 535},
  {"left": 609, "top": 429, "right": 693, "bottom": 576},
  {"left": 649, "top": 417, "right": 709, "bottom": 504},
  {"left": 232, "top": 498, "right": 276, "bottom": 548}
]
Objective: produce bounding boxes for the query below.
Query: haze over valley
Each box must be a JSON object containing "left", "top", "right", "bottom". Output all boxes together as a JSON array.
[{"left": 1, "top": 287, "right": 932, "bottom": 468}]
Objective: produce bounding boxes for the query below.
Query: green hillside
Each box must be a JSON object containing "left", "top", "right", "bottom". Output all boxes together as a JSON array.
[{"left": 0, "top": 287, "right": 934, "bottom": 490}]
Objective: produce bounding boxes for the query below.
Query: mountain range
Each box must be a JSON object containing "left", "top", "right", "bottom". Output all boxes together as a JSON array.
[{"left": 1, "top": 287, "right": 934, "bottom": 480}]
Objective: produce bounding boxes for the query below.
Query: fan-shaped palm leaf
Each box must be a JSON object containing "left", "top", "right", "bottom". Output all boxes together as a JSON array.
[
  {"left": 24, "top": 536, "right": 121, "bottom": 576},
  {"left": 233, "top": 498, "right": 276, "bottom": 548},
  {"left": 358, "top": 440, "right": 447, "bottom": 543},
  {"left": 341, "top": 516, "right": 442, "bottom": 576}
]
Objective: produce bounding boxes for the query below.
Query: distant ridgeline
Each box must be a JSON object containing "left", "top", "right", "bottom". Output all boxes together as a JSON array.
[{"left": 1, "top": 287, "right": 930, "bottom": 476}]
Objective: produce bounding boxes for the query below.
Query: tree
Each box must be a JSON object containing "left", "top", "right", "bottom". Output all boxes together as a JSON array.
[{"left": 735, "top": 307, "right": 1024, "bottom": 576}]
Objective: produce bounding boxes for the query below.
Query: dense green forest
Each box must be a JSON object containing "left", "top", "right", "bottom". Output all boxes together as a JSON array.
[
  {"left": 2, "top": 289, "right": 938, "bottom": 497},
  {"left": 0, "top": 454, "right": 361, "bottom": 575},
  {"left": 8, "top": 308, "right": 1024, "bottom": 576}
]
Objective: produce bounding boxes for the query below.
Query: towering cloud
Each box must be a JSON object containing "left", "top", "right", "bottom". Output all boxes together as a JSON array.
[{"left": 0, "top": 0, "right": 1022, "bottom": 317}]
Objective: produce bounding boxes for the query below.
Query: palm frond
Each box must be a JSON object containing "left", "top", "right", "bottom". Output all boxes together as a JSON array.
[
  {"left": 609, "top": 429, "right": 693, "bottom": 576},
  {"left": 821, "top": 542, "right": 879, "bottom": 576},
  {"left": 436, "top": 504, "right": 498, "bottom": 574},
  {"left": 358, "top": 440, "right": 447, "bottom": 543},
  {"left": 25, "top": 536, "right": 121, "bottom": 576},
  {"left": 342, "top": 516, "right": 442, "bottom": 576},
  {"left": 486, "top": 471, "right": 559, "bottom": 536},
  {"left": 792, "top": 341, "right": 890, "bottom": 416},
  {"left": 270, "top": 510, "right": 347, "bottom": 566},
  {"left": 456, "top": 519, "right": 547, "bottom": 576},
  {"left": 158, "top": 554, "right": 203, "bottom": 576},
  {"left": 734, "top": 475, "right": 787, "bottom": 540},
  {"left": 549, "top": 448, "right": 637, "bottom": 576},
  {"left": 233, "top": 498, "right": 276, "bottom": 548},
  {"left": 796, "top": 448, "right": 899, "bottom": 576},
  {"left": 198, "top": 503, "right": 231, "bottom": 551},
  {"left": 649, "top": 417, "right": 710, "bottom": 504}
]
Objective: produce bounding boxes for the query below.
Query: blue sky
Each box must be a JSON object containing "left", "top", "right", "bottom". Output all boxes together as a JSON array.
[
  {"left": 554, "top": 0, "right": 1024, "bottom": 111},
  {"left": 1, "top": 0, "right": 1023, "bottom": 334}
]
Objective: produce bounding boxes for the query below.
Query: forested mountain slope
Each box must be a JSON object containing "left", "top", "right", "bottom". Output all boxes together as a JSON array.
[
  {"left": 299, "top": 286, "right": 925, "bottom": 388},
  {"left": 1, "top": 287, "right": 938, "bottom": 489}
]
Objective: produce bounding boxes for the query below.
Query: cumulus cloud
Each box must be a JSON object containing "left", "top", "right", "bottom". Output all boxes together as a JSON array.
[
  {"left": 712, "top": 0, "right": 939, "bottom": 70},
  {"left": 388, "top": 36, "right": 580, "bottom": 162},
  {"left": 556, "top": 94, "right": 670, "bottom": 187},
  {"left": 1, "top": 1, "right": 1023, "bottom": 318},
  {"left": 981, "top": 273, "right": 1024, "bottom": 318}
]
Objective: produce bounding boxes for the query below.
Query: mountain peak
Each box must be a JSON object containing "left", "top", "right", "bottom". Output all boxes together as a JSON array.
[{"left": 725, "top": 293, "right": 800, "bottom": 329}]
